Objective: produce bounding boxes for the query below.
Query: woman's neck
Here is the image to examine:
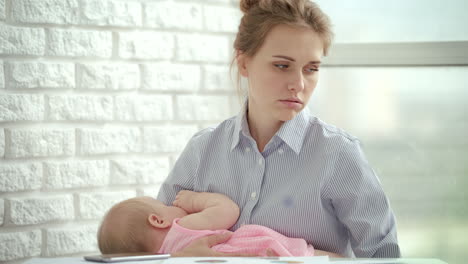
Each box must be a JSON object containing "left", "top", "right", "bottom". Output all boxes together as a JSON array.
[{"left": 247, "top": 105, "right": 283, "bottom": 153}]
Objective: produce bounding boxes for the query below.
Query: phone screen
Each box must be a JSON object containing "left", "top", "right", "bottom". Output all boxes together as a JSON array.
[{"left": 84, "top": 252, "right": 171, "bottom": 263}]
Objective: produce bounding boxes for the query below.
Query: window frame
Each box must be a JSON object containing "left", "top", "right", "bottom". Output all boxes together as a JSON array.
[{"left": 323, "top": 41, "right": 468, "bottom": 66}]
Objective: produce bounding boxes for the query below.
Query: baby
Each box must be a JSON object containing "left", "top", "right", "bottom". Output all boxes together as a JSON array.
[{"left": 98, "top": 190, "right": 315, "bottom": 256}]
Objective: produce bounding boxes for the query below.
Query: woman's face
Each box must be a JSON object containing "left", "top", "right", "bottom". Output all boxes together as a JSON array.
[{"left": 238, "top": 24, "right": 324, "bottom": 123}]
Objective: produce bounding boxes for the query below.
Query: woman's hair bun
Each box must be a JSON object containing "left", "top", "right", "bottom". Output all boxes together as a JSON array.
[{"left": 239, "top": 0, "right": 261, "bottom": 14}]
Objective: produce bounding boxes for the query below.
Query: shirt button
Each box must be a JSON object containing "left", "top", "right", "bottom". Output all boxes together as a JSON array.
[
  {"left": 251, "top": 192, "right": 257, "bottom": 199},
  {"left": 258, "top": 159, "right": 263, "bottom": 165},
  {"left": 245, "top": 147, "right": 251, "bottom": 152},
  {"left": 278, "top": 148, "right": 284, "bottom": 154}
]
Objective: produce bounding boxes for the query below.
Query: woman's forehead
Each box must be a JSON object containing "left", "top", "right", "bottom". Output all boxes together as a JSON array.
[{"left": 258, "top": 24, "right": 324, "bottom": 60}]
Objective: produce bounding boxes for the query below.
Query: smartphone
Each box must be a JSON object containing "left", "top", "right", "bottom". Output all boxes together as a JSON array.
[{"left": 84, "top": 252, "right": 171, "bottom": 263}]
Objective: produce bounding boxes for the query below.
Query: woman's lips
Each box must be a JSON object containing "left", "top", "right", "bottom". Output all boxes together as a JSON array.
[{"left": 279, "top": 99, "right": 303, "bottom": 109}]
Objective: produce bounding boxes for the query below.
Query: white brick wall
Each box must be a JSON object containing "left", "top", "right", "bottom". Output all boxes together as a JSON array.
[
  {"left": 0, "top": 61, "right": 4, "bottom": 88},
  {"left": 119, "top": 31, "right": 174, "bottom": 59},
  {"left": 0, "top": 163, "right": 42, "bottom": 192},
  {"left": 45, "top": 225, "right": 98, "bottom": 256},
  {"left": 82, "top": 0, "right": 141, "bottom": 27},
  {"left": 0, "top": 0, "right": 240, "bottom": 262},
  {"left": 78, "top": 191, "right": 135, "bottom": 219},
  {"left": 78, "top": 63, "right": 140, "bottom": 90},
  {"left": 0, "top": 0, "right": 5, "bottom": 20},
  {"left": 8, "top": 61, "right": 74, "bottom": 89},
  {"left": 6, "top": 128, "right": 75, "bottom": 158},
  {"left": 9, "top": 195, "right": 75, "bottom": 225},
  {"left": 0, "top": 94, "right": 44, "bottom": 121},
  {"left": 0, "top": 198, "right": 4, "bottom": 225},
  {"left": 0, "top": 231, "right": 41, "bottom": 261},
  {"left": 11, "top": 0, "right": 80, "bottom": 24},
  {"left": 0, "top": 25, "right": 46, "bottom": 55},
  {"left": 47, "top": 29, "right": 112, "bottom": 58},
  {"left": 144, "top": 2, "right": 203, "bottom": 30},
  {"left": 0, "top": 129, "right": 4, "bottom": 157},
  {"left": 43, "top": 160, "right": 109, "bottom": 189}
]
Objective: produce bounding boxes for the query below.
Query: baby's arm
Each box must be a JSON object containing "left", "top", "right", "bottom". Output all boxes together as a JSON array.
[{"left": 173, "top": 190, "right": 240, "bottom": 231}]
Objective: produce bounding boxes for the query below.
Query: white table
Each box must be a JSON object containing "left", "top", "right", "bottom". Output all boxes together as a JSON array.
[{"left": 23, "top": 257, "right": 449, "bottom": 264}]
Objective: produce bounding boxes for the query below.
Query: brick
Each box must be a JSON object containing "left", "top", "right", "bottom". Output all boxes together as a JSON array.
[
  {"left": 203, "top": 5, "right": 240, "bottom": 33},
  {"left": 0, "top": 129, "right": 3, "bottom": 157},
  {"left": 0, "top": 61, "right": 4, "bottom": 88},
  {"left": 6, "top": 128, "right": 75, "bottom": 158},
  {"left": 204, "top": 65, "right": 234, "bottom": 91},
  {"left": 0, "top": 94, "right": 45, "bottom": 121},
  {"left": 142, "top": 62, "right": 200, "bottom": 91},
  {"left": 110, "top": 158, "right": 170, "bottom": 185},
  {"left": 119, "top": 31, "right": 173, "bottom": 59},
  {"left": 144, "top": 2, "right": 202, "bottom": 30},
  {"left": 0, "top": 163, "right": 42, "bottom": 192},
  {"left": 44, "top": 160, "right": 109, "bottom": 190},
  {"left": 45, "top": 225, "right": 98, "bottom": 256},
  {"left": 79, "top": 127, "right": 142, "bottom": 155},
  {"left": 78, "top": 63, "right": 140, "bottom": 90},
  {"left": 82, "top": 0, "right": 141, "bottom": 27},
  {"left": 144, "top": 126, "right": 198, "bottom": 153},
  {"left": 176, "top": 34, "right": 229, "bottom": 62},
  {"left": 0, "top": 230, "right": 41, "bottom": 261},
  {"left": 48, "top": 95, "right": 113, "bottom": 121},
  {"left": 0, "top": 25, "right": 45, "bottom": 56},
  {"left": 79, "top": 191, "right": 135, "bottom": 219},
  {"left": 0, "top": 198, "right": 4, "bottom": 225},
  {"left": 8, "top": 61, "right": 74, "bottom": 89},
  {"left": 114, "top": 94, "right": 173, "bottom": 121},
  {"left": 9, "top": 195, "right": 74, "bottom": 225},
  {"left": 176, "top": 95, "right": 230, "bottom": 121},
  {"left": 47, "top": 29, "right": 112, "bottom": 58},
  {"left": 11, "top": 0, "right": 79, "bottom": 24},
  {"left": 0, "top": 0, "right": 5, "bottom": 20}
]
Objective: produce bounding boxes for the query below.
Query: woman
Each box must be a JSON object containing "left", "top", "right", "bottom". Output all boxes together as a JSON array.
[{"left": 158, "top": 0, "right": 400, "bottom": 258}]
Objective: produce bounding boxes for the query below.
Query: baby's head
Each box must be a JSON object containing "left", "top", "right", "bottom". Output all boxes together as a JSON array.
[{"left": 98, "top": 196, "right": 187, "bottom": 254}]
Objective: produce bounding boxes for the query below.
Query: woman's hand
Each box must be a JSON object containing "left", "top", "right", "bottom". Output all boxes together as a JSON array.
[
  {"left": 170, "top": 233, "right": 255, "bottom": 257},
  {"left": 314, "top": 249, "right": 344, "bottom": 258}
]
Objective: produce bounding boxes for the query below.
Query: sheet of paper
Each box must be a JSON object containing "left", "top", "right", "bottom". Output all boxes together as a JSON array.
[{"left": 162, "top": 256, "right": 329, "bottom": 264}]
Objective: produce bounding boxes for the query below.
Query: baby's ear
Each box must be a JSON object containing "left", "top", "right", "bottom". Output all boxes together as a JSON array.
[{"left": 148, "top": 214, "right": 171, "bottom": 229}]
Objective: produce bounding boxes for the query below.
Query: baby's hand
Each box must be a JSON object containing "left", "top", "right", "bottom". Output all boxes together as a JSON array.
[{"left": 173, "top": 190, "right": 197, "bottom": 212}]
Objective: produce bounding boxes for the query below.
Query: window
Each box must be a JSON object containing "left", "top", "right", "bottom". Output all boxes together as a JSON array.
[{"left": 311, "top": 1, "right": 468, "bottom": 263}]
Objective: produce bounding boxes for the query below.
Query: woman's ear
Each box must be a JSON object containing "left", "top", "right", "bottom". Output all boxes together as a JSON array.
[
  {"left": 236, "top": 51, "right": 249, "bottom": 78},
  {"left": 147, "top": 214, "right": 171, "bottom": 229}
]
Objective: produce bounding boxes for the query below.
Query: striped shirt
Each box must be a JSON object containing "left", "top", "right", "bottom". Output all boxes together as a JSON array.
[{"left": 157, "top": 107, "right": 401, "bottom": 258}]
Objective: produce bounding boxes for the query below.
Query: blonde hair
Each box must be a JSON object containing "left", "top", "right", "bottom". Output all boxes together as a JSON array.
[
  {"left": 231, "top": 0, "right": 334, "bottom": 98},
  {"left": 98, "top": 197, "right": 159, "bottom": 254}
]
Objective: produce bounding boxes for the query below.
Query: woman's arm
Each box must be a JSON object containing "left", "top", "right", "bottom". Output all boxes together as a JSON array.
[{"left": 323, "top": 140, "right": 401, "bottom": 258}]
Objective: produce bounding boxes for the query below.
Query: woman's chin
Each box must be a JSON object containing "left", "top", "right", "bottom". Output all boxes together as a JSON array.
[{"left": 276, "top": 109, "right": 300, "bottom": 122}]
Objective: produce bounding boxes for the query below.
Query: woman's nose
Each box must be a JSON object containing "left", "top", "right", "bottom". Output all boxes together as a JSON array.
[{"left": 287, "top": 72, "right": 305, "bottom": 92}]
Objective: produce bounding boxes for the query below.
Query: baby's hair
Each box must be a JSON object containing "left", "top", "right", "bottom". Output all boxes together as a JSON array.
[{"left": 98, "top": 197, "right": 158, "bottom": 254}]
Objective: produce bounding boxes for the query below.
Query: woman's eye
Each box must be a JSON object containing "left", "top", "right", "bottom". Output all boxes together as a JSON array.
[
  {"left": 305, "top": 67, "right": 319, "bottom": 73},
  {"left": 274, "top": 64, "right": 288, "bottom": 69}
]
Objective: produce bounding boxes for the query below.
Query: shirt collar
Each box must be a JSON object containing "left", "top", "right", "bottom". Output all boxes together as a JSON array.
[
  {"left": 231, "top": 102, "right": 310, "bottom": 154},
  {"left": 231, "top": 102, "right": 249, "bottom": 151},
  {"left": 275, "top": 109, "right": 310, "bottom": 155}
]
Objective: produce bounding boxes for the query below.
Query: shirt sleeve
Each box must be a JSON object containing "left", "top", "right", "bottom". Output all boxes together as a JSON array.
[
  {"left": 156, "top": 132, "right": 202, "bottom": 205},
  {"left": 323, "top": 139, "right": 401, "bottom": 258}
]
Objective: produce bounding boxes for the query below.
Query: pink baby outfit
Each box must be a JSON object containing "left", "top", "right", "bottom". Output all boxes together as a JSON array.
[{"left": 158, "top": 219, "right": 314, "bottom": 256}]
